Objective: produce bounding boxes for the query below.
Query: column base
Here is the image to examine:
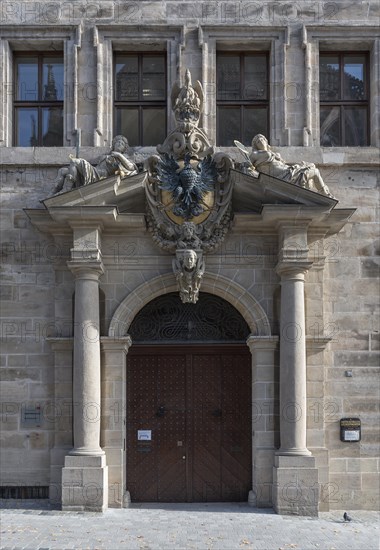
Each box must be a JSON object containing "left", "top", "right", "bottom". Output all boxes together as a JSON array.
[
  {"left": 62, "top": 455, "right": 108, "bottom": 512},
  {"left": 273, "top": 455, "right": 319, "bottom": 517},
  {"left": 248, "top": 489, "right": 257, "bottom": 507},
  {"left": 69, "top": 448, "right": 105, "bottom": 456},
  {"left": 276, "top": 448, "right": 312, "bottom": 457},
  {"left": 123, "top": 491, "right": 131, "bottom": 508}
]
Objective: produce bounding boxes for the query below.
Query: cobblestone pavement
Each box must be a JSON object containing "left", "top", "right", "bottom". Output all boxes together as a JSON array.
[{"left": 0, "top": 501, "right": 379, "bottom": 550}]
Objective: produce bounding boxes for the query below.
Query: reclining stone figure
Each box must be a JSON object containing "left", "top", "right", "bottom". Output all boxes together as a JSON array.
[{"left": 54, "top": 135, "right": 138, "bottom": 194}]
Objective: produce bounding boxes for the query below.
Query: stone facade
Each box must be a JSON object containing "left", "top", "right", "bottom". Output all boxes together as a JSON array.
[{"left": 0, "top": 1, "right": 379, "bottom": 514}]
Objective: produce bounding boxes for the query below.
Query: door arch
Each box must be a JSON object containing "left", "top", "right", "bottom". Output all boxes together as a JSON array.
[
  {"left": 126, "top": 293, "right": 252, "bottom": 502},
  {"left": 108, "top": 272, "right": 272, "bottom": 338}
]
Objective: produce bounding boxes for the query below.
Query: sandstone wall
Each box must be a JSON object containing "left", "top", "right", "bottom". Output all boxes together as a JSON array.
[{"left": 0, "top": 0, "right": 379, "bottom": 510}]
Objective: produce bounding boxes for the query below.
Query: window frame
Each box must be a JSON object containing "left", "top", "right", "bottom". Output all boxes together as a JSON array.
[
  {"left": 0, "top": 25, "right": 79, "bottom": 148},
  {"left": 319, "top": 51, "right": 370, "bottom": 147},
  {"left": 13, "top": 52, "right": 64, "bottom": 147},
  {"left": 199, "top": 26, "right": 288, "bottom": 146},
  {"left": 216, "top": 51, "right": 270, "bottom": 146},
  {"left": 94, "top": 25, "right": 184, "bottom": 146},
  {"left": 303, "top": 25, "right": 378, "bottom": 147},
  {"left": 113, "top": 51, "right": 167, "bottom": 147}
]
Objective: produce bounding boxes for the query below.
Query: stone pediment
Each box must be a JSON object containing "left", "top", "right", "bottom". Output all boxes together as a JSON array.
[
  {"left": 42, "top": 171, "right": 146, "bottom": 213},
  {"left": 41, "top": 165, "right": 337, "bottom": 215},
  {"left": 231, "top": 169, "right": 338, "bottom": 212},
  {"left": 26, "top": 164, "right": 354, "bottom": 241}
]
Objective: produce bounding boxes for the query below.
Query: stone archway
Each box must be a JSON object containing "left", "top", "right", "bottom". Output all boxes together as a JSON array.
[{"left": 108, "top": 272, "right": 272, "bottom": 338}]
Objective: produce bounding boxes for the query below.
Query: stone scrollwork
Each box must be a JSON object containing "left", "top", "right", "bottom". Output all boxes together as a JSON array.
[{"left": 145, "top": 69, "right": 234, "bottom": 303}]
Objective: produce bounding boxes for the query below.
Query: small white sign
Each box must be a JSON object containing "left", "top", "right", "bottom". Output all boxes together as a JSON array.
[
  {"left": 137, "top": 430, "right": 152, "bottom": 441},
  {"left": 344, "top": 430, "right": 360, "bottom": 441}
]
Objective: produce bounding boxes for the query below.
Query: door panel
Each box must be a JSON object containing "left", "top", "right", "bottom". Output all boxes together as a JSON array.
[
  {"left": 220, "top": 353, "right": 252, "bottom": 501},
  {"left": 192, "top": 354, "right": 222, "bottom": 502},
  {"left": 156, "top": 355, "right": 187, "bottom": 502},
  {"left": 126, "top": 346, "right": 251, "bottom": 502}
]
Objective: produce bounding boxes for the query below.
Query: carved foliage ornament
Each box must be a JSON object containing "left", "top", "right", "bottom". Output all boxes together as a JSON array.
[{"left": 145, "top": 69, "right": 234, "bottom": 303}]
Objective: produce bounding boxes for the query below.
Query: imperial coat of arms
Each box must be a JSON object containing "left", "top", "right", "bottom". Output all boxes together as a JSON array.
[{"left": 145, "top": 70, "right": 234, "bottom": 303}]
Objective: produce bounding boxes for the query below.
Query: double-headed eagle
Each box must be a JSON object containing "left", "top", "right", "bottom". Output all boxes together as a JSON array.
[{"left": 158, "top": 153, "right": 217, "bottom": 219}]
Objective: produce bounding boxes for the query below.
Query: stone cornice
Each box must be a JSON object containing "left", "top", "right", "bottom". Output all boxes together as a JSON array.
[
  {"left": 306, "top": 336, "right": 332, "bottom": 353},
  {"left": 46, "top": 337, "right": 74, "bottom": 351}
]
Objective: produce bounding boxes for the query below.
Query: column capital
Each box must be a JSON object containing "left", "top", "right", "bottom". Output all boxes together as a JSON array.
[
  {"left": 246, "top": 335, "right": 279, "bottom": 353},
  {"left": 67, "top": 259, "right": 104, "bottom": 279},
  {"left": 100, "top": 336, "right": 132, "bottom": 353},
  {"left": 275, "top": 260, "right": 313, "bottom": 278}
]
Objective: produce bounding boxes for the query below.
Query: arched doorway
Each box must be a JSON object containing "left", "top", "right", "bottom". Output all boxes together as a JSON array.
[{"left": 126, "top": 292, "right": 252, "bottom": 502}]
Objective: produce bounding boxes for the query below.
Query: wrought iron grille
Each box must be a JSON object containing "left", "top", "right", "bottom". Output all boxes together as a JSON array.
[{"left": 129, "top": 292, "right": 251, "bottom": 343}]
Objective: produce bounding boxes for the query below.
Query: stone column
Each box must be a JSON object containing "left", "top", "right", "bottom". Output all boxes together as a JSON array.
[
  {"left": 61, "top": 224, "right": 108, "bottom": 512},
  {"left": 70, "top": 264, "right": 104, "bottom": 455},
  {"left": 273, "top": 224, "right": 319, "bottom": 516},
  {"left": 276, "top": 264, "right": 312, "bottom": 456}
]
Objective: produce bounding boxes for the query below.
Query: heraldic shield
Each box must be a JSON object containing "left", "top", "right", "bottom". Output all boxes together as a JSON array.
[{"left": 145, "top": 70, "right": 234, "bottom": 303}]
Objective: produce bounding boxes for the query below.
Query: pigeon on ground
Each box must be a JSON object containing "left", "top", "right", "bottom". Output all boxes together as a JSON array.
[{"left": 343, "top": 512, "right": 352, "bottom": 522}]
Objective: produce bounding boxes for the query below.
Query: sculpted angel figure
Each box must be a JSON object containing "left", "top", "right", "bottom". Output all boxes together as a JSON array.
[
  {"left": 173, "top": 249, "right": 205, "bottom": 304},
  {"left": 54, "top": 135, "right": 138, "bottom": 193},
  {"left": 249, "top": 134, "right": 334, "bottom": 198}
]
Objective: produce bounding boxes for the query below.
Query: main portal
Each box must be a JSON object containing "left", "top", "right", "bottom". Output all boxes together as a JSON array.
[{"left": 126, "top": 345, "right": 252, "bottom": 502}]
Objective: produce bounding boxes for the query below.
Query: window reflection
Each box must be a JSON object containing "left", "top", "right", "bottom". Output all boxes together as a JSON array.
[
  {"left": 14, "top": 54, "right": 64, "bottom": 146},
  {"left": 319, "top": 52, "right": 368, "bottom": 146},
  {"left": 114, "top": 53, "right": 167, "bottom": 146},
  {"left": 217, "top": 53, "right": 269, "bottom": 146}
]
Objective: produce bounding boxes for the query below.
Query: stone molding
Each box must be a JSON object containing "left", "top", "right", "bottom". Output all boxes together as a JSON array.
[
  {"left": 247, "top": 335, "right": 279, "bottom": 352},
  {"left": 108, "top": 272, "right": 272, "bottom": 338},
  {"left": 100, "top": 336, "right": 132, "bottom": 352}
]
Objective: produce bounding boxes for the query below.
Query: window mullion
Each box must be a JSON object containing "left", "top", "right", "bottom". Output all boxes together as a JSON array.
[
  {"left": 240, "top": 54, "right": 244, "bottom": 101},
  {"left": 38, "top": 106, "right": 42, "bottom": 145},
  {"left": 38, "top": 54, "right": 42, "bottom": 102},
  {"left": 139, "top": 105, "right": 143, "bottom": 146},
  {"left": 241, "top": 105, "right": 244, "bottom": 143},
  {"left": 139, "top": 55, "right": 143, "bottom": 144}
]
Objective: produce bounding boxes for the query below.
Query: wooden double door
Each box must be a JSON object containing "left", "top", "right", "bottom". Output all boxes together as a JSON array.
[{"left": 126, "top": 345, "right": 252, "bottom": 502}]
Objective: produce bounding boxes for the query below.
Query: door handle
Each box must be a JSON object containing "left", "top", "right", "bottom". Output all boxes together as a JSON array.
[
  {"left": 182, "top": 456, "right": 186, "bottom": 459},
  {"left": 156, "top": 405, "right": 166, "bottom": 417}
]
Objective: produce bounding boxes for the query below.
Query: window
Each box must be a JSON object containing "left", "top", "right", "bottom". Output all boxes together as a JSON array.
[
  {"left": 319, "top": 53, "right": 369, "bottom": 146},
  {"left": 216, "top": 53, "right": 269, "bottom": 146},
  {"left": 14, "top": 53, "right": 64, "bottom": 146},
  {"left": 114, "top": 53, "right": 167, "bottom": 146}
]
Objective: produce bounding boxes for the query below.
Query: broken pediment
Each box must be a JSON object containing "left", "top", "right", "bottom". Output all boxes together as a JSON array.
[
  {"left": 42, "top": 171, "right": 146, "bottom": 213},
  {"left": 231, "top": 169, "right": 338, "bottom": 213}
]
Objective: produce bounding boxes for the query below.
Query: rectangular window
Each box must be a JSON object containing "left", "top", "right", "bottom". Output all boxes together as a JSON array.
[
  {"left": 114, "top": 53, "right": 167, "bottom": 146},
  {"left": 14, "top": 53, "right": 64, "bottom": 146},
  {"left": 216, "top": 53, "right": 269, "bottom": 146},
  {"left": 319, "top": 53, "right": 369, "bottom": 146}
]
